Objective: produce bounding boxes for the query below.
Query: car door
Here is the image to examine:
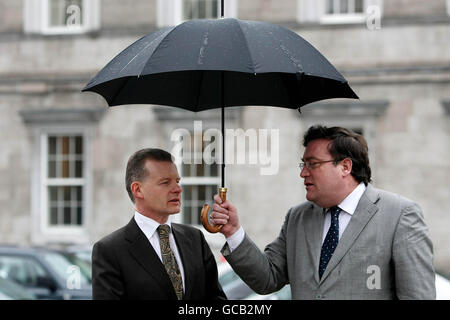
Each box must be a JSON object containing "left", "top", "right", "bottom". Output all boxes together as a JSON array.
[{"left": 0, "top": 254, "right": 61, "bottom": 299}]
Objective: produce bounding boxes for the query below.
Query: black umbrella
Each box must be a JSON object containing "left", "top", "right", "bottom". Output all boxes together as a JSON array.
[{"left": 83, "top": 13, "right": 358, "bottom": 232}]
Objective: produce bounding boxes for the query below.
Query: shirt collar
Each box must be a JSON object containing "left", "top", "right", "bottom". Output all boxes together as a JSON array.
[
  {"left": 134, "top": 211, "right": 172, "bottom": 239},
  {"left": 336, "top": 182, "right": 367, "bottom": 216}
]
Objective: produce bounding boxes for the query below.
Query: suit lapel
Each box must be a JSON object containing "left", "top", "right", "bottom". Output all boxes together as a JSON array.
[
  {"left": 319, "top": 185, "right": 380, "bottom": 284},
  {"left": 304, "top": 203, "right": 326, "bottom": 284},
  {"left": 124, "top": 218, "right": 177, "bottom": 299},
  {"left": 171, "top": 223, "right": 194, "bottom": 299}
]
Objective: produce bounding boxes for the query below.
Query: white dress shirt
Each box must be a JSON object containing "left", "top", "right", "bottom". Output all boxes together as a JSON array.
[
  {"left": 227, "top": 183, "right": 367, "bottom": 251},
  {"left": 321, "top": 182, "right": 366, "bottom": 243},
  {"left": 134, "top": 211, "right": 185, "bottom": 291}
]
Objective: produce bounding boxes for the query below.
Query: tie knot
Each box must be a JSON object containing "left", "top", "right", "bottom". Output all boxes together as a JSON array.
[
  {"left": 157, "top": 224, "right": 171, "bottom": 239},
  {"left": 330, "top": 206, "right": 341, "bottom": 218}
]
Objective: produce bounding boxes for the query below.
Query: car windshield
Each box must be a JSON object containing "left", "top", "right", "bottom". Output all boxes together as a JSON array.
[
  {"left": 42, "top": 252, "right": 90, "bottom": 288},
  {"left": 60, "top": 252, "right": 91, "bottom": 281}
]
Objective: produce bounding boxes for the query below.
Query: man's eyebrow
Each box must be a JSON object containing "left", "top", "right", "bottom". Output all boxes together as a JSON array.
[{"left": 158, "top": 176, "right": 181, "bottom": 182}]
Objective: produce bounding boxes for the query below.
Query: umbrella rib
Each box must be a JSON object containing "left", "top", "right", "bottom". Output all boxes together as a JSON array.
[
  {"left": 234, "top": 19, "right": 257, "bottom": 73},
  {"left": 135, "top": 30, "right": 174, "bottom": 78},
  {"left": 109, "top": 76, "right": 133, "bottom": 106}
]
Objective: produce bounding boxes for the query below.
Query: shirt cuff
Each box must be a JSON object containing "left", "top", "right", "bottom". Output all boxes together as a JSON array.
[{"left": 225, "top": 226, "right": 245, "bottom": 252}]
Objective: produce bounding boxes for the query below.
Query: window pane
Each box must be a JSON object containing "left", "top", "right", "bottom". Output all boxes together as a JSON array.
[
  {"left": 50, "top": 206, "right": 58, "bottom": 225},
  {"left": 198, "top": 185, "right": 206, "bottom": 200},
  {"left": 183, "top": 206, "right": 192, "bottom": 224},
  {"left": 48, "top": 160, "right": 56, "bottom": 178},
  {"left": 183, "top": 0, "right": 218, "bottom": 19},
  {"left": 355, "top": 0, "right": 364, "bottom": 13},
  {"left": 49, "top": 137, "right": 57, "bottom": 155},
  {"left": 77, "top": 206, "right": 83, "bottom": 225},
  {"left": 196, "top": 163, "right": 204, "bottom": 177},
  {"left": 210, "top": 163, "right": 218, "bottom": 176},
  {"left": 75, "top": 136, "right": 83, "bottom": 154},
  {"left": 75, "top": 160, "right": 83, "bottom": 178},
  {"left": 76, "top": 186, "right": 82, "bottom": 201},
  {"left": 327, "top": 0, "right": 335, "bottom": 14},
  {"left": 64, "top": 186, "right": 71, "bottom": 201},
  {"left": 183, "top": 185, "right": 192, "bottom": 200},
  {"left": 64, "top": 207, "right": 71, "bottom": 225},
  {"left": 192, "top": 206, "right": 201, "bottom": 225},
  {"left": 340, "top": 0, "right": 348, "bottom": 13},
  {"left": 49, "top": 0, "right": 83, "bottom": 27}
]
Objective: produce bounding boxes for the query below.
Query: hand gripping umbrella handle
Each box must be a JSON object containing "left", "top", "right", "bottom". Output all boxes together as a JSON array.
[{"left": 200, "top": 188, "right": 227, "bottom": 233}]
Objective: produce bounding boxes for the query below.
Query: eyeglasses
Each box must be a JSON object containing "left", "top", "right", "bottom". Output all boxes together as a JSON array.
[{"left": 299, "top": 160, "right": 336, "bottom": 170}]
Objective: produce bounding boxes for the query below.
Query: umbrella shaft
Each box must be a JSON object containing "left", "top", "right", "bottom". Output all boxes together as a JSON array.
[
  {"left": 221, "top": 0, "right": 224, "bottom": 18},
  {"left": 221, "top": 103, "right": 225, "bottom": 187}
]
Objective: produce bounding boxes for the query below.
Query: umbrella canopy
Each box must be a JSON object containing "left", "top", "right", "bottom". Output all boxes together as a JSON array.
[
  {"left": 83, "top": 17, "right": 358, "bottom": 233},
  {"left": 82, "top": 18, "right": 358, "bottom": 110}
]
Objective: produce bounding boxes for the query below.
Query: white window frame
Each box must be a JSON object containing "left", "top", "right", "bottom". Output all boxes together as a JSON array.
[
  {"left": 31, "top": 125, "right": 93, "bottom": 245},
  {"left": 320, "top": 0, "right": 368, "bottom": 24},
  {"left": 157, "top": 0, "right": 238, "bottom": 27},
  {"left": 24, "top": 0, "right": 100, "bottom": 35}
]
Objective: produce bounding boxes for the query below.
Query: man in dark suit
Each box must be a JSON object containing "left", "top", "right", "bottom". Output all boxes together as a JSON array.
[{"left": 92, "top": 148, "right": 226, "bottom": 300}]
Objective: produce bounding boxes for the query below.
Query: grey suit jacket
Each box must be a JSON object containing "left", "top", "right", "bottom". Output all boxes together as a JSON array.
[{"left": 222, "top": 184, "right": 435, "bottom": 299}]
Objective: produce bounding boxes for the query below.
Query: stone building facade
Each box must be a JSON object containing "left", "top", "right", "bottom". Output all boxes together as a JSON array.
[{"left": 0, "top": 0, "right": 449, "bottom": 274}]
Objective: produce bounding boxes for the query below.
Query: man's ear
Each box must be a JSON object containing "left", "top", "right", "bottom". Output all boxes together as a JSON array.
[
  {"left": 131, "top": 181, "right": 143, "bottom": 200},
  {"left": 340, "top": 158, "right": 353, "bottom": 177}
]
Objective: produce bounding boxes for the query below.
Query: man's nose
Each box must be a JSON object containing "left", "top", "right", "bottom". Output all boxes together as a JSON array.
[
  {"left": 300, "top": 166, "right": 309, "bottom": 178},
  {"left": 173, "top": 183, "right": 182, "bottom": 193}
]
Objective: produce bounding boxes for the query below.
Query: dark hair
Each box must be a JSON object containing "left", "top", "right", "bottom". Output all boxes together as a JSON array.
[
  {"left": 125, "top": 148, "right": 174, "bottom": 202},
  {"left": 303, "top": 125, "right": 372, "bottom": 185}
]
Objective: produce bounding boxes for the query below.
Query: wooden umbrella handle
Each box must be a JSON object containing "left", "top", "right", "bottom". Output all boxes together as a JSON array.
[{"left": 200, "top": 188, "right": 227, "bottom": 233}]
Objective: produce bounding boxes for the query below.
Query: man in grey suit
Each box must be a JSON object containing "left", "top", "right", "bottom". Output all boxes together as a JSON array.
[{"left": 211, "top": 125, "right": 435, "bottom": 299}]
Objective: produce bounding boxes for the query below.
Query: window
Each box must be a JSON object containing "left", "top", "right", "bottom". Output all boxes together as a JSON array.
[
  {"left": 298, "top": 0, "right": 383, "bottom": 25},
  {"left": 19, "top": 109, "right": 104, "bottom": 244},
  {"left": 37, "top": 131, "right": 90, "bottom": 237},
  {"left": 321, "top": 0, "right": 367, "bottom": 24},
  {"left": 183, "top": 0, "right": 218, "bottom": 20},
  {"left": 179, "top": 131, "right": 220, "bottom": 225},
  {"left": 157, "top": 0, "right": 237, "bottom": 27},
  {"left": 46, "top": 135, "right": 84, "bottom": 227},
  {"left": 24, "top": 0, "right": 100, "bottom": 35},
  {"left": 326, "top": 0, "right": 364, "bottom": 15}
]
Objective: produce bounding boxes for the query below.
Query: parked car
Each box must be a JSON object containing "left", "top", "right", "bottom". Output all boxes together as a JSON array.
[
  {"left": 65, "top": 244, "right": 93, "bottom": 264},
  {"left": 0, "top": 276, "right": 36, "bottom": 300},
  {"left": 217, "top": 260, "right": 291, "bottom": 300},
  {"left": 0, "top": 246, "right": 92, "bottom": 299}
]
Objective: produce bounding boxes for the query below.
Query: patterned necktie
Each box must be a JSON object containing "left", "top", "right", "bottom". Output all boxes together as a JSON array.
[
  {"left": 319, "top": 206, "right": 341, "bottom": 279},
  {"left": 157, "top": 225, "right": 183, "bottom": 300}
]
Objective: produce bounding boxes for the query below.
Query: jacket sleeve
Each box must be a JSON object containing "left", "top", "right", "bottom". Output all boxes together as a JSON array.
[
  {"left": 392, "top": 201, "right": 436, "bottom": 299},
  {"left": 92, "top": 240, "right": 125, "bottom": 300},
  {"left": 220, "top": 208, "right": 290, "bottom": 295}
]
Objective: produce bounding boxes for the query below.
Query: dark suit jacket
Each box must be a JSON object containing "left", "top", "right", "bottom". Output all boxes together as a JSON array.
[{"left": 92, "top": 218, "right": 226, "bottom": 300}]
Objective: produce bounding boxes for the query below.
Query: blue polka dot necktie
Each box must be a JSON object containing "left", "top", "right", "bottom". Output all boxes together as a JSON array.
[{"left": 319, "top": 206, "right": 341, "bottom": 280}]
